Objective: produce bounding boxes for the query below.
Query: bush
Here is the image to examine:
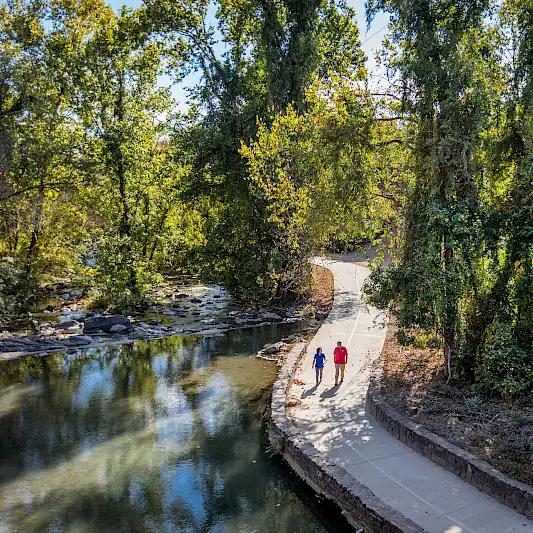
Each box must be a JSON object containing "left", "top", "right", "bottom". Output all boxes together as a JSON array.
[
  {"left": 413, "top": 331, "right": 442, "bottom": 349},
  {"left": 475, "top": 322, "right": 533, "bottom": 398},
  {"left": 93, "top": 235, "right": 161, "bottom": 310},
  {"left": 0, "top": 257, "right": 33, "bottom": 319},
  {"left": 394, "top": 328, "right": 442, "bottom": 349}
]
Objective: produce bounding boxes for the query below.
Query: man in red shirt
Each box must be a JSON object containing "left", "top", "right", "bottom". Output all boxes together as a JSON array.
[{"left": 333, "top": 341, "right": 348, "bottom": 386}]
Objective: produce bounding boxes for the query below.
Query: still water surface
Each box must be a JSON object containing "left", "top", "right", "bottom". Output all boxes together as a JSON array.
[{"left": 0, "top": 326, "right": 348, "bottom": 533}]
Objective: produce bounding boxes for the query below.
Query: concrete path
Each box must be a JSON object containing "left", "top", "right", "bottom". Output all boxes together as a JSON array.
[{"left": 289, "top": 258, "right": 533, "bottom": 533}]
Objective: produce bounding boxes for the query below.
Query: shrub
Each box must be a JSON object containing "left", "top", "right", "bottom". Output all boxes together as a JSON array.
[
  {"left": 475, "top": 322, "right": 533, "bottom": 398},
  {"left": 93, "top": 235, "right": 160, "bottom": 311},
  {"left": 0, "top": 257, "right": 33, "bottom": 319}
]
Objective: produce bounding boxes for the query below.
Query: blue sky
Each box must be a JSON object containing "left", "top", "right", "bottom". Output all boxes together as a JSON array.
[{"left": 106, "top": 0, "right": 390, "bottom": 107}]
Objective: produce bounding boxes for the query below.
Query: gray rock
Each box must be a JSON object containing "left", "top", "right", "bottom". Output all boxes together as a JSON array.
[
  {"left": 283, "top": 335, "right": 304, "bottom": 343},
  {"left": 83, "top": 315, "right": 132, "bottom": 333},
  {"left": 262, "top": 342, "right": 286, "bottom": 355},
  {"left": 283, "top": 317, "right": 300, "bottom": 324},
  {"left": 0, "top": 340, "right": 37, "bottom": 353},
  {"left": 67, "top": 335, "right": 93, "bottom": 346},
  {"left": 52, "top": 320, "right": 80, "bottom": 330},
  {"left": 109, "top": 324, "right": 130, "bottom": 334},
  {"left": 262, "top": 312, "right": 282, "bottom": 321},
  {"left": 190, "top": 298, "right": 202, "bottom": 304},
  {"left": 39, "top": 341, "right": 66, "bottom": 350}
]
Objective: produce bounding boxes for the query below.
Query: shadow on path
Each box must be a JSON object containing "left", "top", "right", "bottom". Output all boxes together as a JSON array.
[
  {"left": 301, "top": 384, "right": 318, "bottom": 399},
  {"left": 319, "top": 385, "right": 340, "bottom": 400}
]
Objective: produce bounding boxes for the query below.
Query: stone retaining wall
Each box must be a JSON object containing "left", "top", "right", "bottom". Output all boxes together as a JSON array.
[
  {"left": 366, "top": 368, "right": 533, "bottom": 519},
  {"left": 269, "top": 343, "right": 424, "bottom": 533}
]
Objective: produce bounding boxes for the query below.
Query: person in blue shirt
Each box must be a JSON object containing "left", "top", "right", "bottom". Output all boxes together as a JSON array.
[{"left": 312, "top": 347, "right": 326, "bottom": 385}]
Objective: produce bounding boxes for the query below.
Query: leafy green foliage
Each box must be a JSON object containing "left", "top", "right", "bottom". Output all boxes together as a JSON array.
[
  {"left": 0, "top": 257, "right": 32, "bottom": 319},
  {"left": 238, "top": 77, "right": 378, "bottom": 301},
  {"left": 366, "top": 0, "right": 532, "bottom": 396},
  {"left": 475, "top": 322, "right": 532, "bottom": 398},
  {"left": 0, "top": 0, "right": 530, "bottom": 400}
]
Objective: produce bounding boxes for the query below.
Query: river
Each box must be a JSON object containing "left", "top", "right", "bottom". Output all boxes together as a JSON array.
[{"left": 0, "top": 324, "right": 350, "bottom": 532}]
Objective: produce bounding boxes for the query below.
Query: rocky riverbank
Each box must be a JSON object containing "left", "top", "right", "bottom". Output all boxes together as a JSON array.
[{"left": 0, "top": 266, "right": 334, "bottom": 361}]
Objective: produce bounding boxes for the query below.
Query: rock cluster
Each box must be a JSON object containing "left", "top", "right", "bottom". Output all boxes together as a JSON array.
[
  {"left": 0, "top": 306, "right": 304, "bottom": 359},
  {"left": 257, "top": 335, "right": 305, "bottom": 364}
]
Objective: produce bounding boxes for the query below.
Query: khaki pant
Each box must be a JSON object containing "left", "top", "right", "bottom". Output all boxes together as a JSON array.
[{"left": 335, "top": 364, "right": 345, "bottom": 383}]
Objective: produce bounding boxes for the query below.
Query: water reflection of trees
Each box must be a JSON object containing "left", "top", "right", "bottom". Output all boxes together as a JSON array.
[{"left": 0, "top": 326, "right": 329, "bottom": 532}]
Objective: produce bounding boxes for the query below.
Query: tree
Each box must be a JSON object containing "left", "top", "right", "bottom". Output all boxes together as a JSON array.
[
  {"left": 366, "top": 0, "right": 532, "bottom": 396},
  {"left": 75, "top": 6, "right": 191, "bottom": 303},
  {"left": 366, "top": 0, "right": 493, "bottom": 380},
  {"left": 153, "top": 0, "right": 369, "bottom": 301},
  {"left": 0, "top": 0, "right": 110, "bottom": 281},
  {"left": 468, "top": 0, "right": 533, "bottom": 396}
]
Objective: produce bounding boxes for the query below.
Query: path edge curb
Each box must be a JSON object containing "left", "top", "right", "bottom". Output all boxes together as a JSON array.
[
  {"left": 366, "top": 360, "right": 533, "bottom": 519},
  {"left": 269, "top": 342, "right": 425, "bottom": 533}
]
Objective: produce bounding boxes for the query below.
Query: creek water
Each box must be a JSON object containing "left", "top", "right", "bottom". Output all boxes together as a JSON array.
[{"left": 0, "top": 325, "right": 350, "bottom": 533}]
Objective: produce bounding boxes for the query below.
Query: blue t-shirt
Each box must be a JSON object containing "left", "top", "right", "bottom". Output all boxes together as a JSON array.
[{"left": 313, "top": 353, "right": 326, "bottom": 368}]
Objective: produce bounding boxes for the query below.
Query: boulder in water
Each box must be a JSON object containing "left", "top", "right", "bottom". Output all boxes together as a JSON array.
[
  {"left": 262, "top": 342, "right": 285, "bottom": 355},
  {"left": 67, "top": 335, "right": 93, "bottom": 346},
  {"left": 83, "top": 315, "right": 132, "bottom": 334},
  {"left": 52, "top": 320, "right": 80, "bottom": 331}
]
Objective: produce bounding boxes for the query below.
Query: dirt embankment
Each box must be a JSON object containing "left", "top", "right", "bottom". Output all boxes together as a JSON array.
[
  {"left": 380, "top": 316, "right": 533, "bottom": 486},
  {"left": 302, "top": 265, "right": 334, "bottom": 320},
  {"left": 257, "top": 265, "right": 334, "bottom": 363}
]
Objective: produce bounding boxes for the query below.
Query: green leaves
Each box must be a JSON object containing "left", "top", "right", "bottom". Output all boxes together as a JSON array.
[{"left": 366, "top": 0, "right": 532, "bottom": 396}]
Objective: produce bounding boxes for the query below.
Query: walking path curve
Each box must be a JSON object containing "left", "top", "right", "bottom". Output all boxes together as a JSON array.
[{"left": 289, "top": 257, "right": 533, "bottom": 533}]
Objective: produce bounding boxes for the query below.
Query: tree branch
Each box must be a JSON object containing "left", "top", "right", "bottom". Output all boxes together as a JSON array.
[
  {"left": 0, "top": 180, "right": 84, "bottom": 202},
  {"left": 371, "top": 139, "right": 404, "bottom": 147},
  {"left": 370, "top": 92, "right": 402, "bottom": 101},
  {"left": 374, "top": 116, "right": 410, "bottom": 122},
  {"left": 371, "top": 192, "right": 397, "bottom": 201}
]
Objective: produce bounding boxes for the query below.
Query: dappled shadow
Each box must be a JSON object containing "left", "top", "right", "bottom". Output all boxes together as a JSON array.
[{"left": 301, "top": 384, "right": 318, "bottom": 399}]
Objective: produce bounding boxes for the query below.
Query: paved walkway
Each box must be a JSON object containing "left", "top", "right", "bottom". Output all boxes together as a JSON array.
[{"left": 289, "top": 258, "right": 533, "bottom": 533}]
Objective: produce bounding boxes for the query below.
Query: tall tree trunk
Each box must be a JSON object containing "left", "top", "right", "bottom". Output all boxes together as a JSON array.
[
  {"left": 114, "top": 70, "right": 136, "bottom": 292},
  {"left": 25, "top": 178, "right": 45, "bottom": 274},
  {"left": 148, "top": 206, "right": 170, "bottom": 262},
  {"left": 443, "top": 231, "right": 455, "bottom": 382},
  {"left": 141, "top": 193, "right": 150, "bottom": 258},
  {"left": 116, "top": 73, "right": 130, "bottom": 239}
]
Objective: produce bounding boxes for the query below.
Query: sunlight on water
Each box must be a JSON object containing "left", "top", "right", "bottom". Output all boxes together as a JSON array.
[{"left": 0, "top": 326, "right": 348, "bottom": 533}]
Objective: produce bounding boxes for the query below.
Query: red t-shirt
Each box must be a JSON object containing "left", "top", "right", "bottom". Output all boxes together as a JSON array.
[{"left": 333, "top": 346, "right": 348, "bottom": 364}]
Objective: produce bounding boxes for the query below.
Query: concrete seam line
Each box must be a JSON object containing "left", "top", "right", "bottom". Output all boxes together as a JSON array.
[{"left": 366, "top": 365, "right": 533, "bottom": 519}]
